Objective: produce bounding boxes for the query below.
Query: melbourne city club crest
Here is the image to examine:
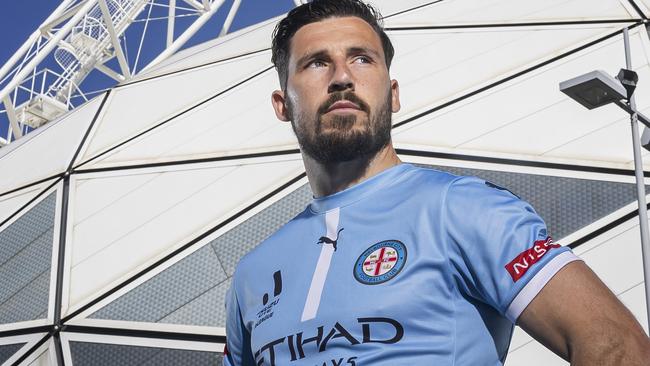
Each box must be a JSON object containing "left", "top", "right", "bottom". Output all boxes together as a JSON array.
[{"left": 354, "top": 240, "right": 407, "bottom": 285}]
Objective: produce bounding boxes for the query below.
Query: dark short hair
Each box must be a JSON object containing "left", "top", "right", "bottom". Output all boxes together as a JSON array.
[{"left": 271, "top": 0, "right": 394, "bottom": 89}]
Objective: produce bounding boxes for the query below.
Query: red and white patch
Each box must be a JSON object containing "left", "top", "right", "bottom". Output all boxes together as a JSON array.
[
  {"left": 362, "top": 246, "right": 399, "bottom": 277},
  {"left": 505, "top": 237, "right": 561, "bottom": 282}
]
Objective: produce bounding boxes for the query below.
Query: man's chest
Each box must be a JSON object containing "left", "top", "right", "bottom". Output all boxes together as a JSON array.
[{"left": 238, "top": 211, "right": 456, "bottom": 365}]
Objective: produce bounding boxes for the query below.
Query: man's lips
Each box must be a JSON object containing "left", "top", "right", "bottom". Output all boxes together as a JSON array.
[{"left": 326, "top": 100, "right": 361, "bottom": 113}]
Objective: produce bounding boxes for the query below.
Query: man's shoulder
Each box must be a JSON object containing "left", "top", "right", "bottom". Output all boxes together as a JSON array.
[
  {"left": 443, "top": 172, "right": 522, "bottom": 204},
  {"left": 400, "top": 165, "right": 523, "bottom": 209},
  {"left": 397, "top": 164, "right": 459, "bottom": 187},
  {"left": 405, "top": 165, "right": 489, "bottom": 187},
  {"left": 396, "top": 164, "right": 468, "bottom": 197}
]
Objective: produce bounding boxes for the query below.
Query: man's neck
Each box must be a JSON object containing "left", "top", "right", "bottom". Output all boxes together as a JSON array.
[{"left": 304, "top": 144, "right": 402, "bottom": 198}]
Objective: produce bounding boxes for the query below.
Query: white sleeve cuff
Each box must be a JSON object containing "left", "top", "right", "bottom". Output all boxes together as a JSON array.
[{"left": 505, "top": 250, "right": 582, "bottom": 323}]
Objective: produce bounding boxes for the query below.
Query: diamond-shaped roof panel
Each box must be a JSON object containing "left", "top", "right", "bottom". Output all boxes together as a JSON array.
[{"left": 384, "top": 0, "right": 637, "bottom": 28}]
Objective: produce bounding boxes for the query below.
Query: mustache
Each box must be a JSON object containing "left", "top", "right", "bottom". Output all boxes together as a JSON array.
[{"left": 317, "top": 91, "right": 370, "bottom": 115}]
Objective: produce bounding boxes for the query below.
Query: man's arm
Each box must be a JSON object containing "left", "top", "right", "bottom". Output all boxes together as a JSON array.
[
  {"left": 224, "top": 285, "right": 256, "bottom": 366},
  {"left": 517, "top": 260, "right": 650, "bottom": 365}
]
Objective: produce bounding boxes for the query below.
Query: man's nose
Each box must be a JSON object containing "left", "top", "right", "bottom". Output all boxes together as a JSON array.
[{"left": 328, "top": 63, "right": 354, "bottom": 93}]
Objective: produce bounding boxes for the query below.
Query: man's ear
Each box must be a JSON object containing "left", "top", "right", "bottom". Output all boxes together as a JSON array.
[
  {"left": 390, "top": 79, "right": 401, "bottom": 113},
  {"left": 271, "top": 90, "right": 291, "bottom": 122}
]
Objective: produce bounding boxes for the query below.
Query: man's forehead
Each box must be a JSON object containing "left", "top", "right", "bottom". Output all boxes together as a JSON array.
[{"left": 289, "top": 16, "right": 383, "bottom": 61}]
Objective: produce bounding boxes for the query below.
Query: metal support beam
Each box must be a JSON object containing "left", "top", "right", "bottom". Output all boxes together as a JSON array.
[
  {"left": 0, "top": 0, "right": 77, "bottom": 82},
  {"left": 0, "top": 0, "right": 99, "bottom": 105},
  {"left": 623, "top": 27, "right": 650, "bottom": 333},
  {"left": 2, "top": 96, "right": 23, "bottom": 139},
  {"left": 40, "top": 1, "right": 86, "bottom": 34},
  {"left": 167, "top": 0, "right": 176, "bottom": 47},
  {"left": 97, "top": 0, "right": 132, "bottom": 79},
  {"left": 141, "top": 0, "right": 225, "bottom": 73},
  {"left": 95, "top": 63, "right": 126, "bottom": 82},
  {"left": 53, "top": 332, "right": 64, "bottom": 365},
  {"left": 182, "top": 0, "right": 204, "bottom": 11},
  {"left": 219, "top": 0, "right": 241, "bottom": 37},
  {"left": 615, "top": 100, "right": 650, "bottom": 127}
]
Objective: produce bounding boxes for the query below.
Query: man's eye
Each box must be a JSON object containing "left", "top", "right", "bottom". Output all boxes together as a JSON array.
[
  {"left": 309, "top": 60, "right": 326, "bottom": 68},
  {"left": 354, "top": 56, "right": 372, "bottom": 64}
]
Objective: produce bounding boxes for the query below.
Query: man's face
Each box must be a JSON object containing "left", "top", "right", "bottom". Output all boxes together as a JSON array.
[{"left": 272, "top": 16, "right": 400, "bottom": 164}]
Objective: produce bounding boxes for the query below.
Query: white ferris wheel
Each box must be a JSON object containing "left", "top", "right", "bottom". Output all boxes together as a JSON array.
[{"left": 0, "top": 0, "right": 305, "bottom": 147}]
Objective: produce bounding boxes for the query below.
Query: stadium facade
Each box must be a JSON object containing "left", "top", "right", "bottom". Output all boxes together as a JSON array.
[{"left": 1, "top": 0, "right": 650, "bottom": 365}]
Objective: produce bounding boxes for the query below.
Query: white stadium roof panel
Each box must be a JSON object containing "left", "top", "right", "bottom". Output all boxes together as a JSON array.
[
  {"left": 620, "top": 282, "right": 649, "bottom": 333},
  {"left": 0, "top": 334, "right": 47, "bottom": 366},
  {"left": 68, "top": 179, "right": 311, "bottom": 330},
  {"left": 30, "top": 346, "right": 56, "bottom": 366},
  {"left": 457, "top": 83, "right": 648, "bottom": 160},
  {"left": 507, "top": 329, "right": 569, "bottom": 365},
  {"left": 76, "top": 52, "right": 272, "bottom": 168},
  {"left": 0, "top": 96, "right": 102, "bottom": 195},
  {"left": 393, "top": 26, "right": 650, "bottom": 169},
  {"left": 65, "top": 157, "right": 303, "bottom": 313},
  {"left": 142, "top": 0, "right": 447, "bottom": 79},
  {"left": 545, "top": 105, "right": 650, "bottom": 165},
  {"left": 371, "top": 0, "right": 443, "bottom": 17},
  {"left": 83, "top": 71, "right": 297, "bottom": 170},
  {"left": 638, "top": 0, "right": 650, "bottom": 16},
  {"left": 389, "top": 24, "right": 627, "bottom": 124},
  {"left": 0, "top": 179, "right": 57, "bottom": 228},
  {"left": 384, "top": 0, "right": 637, "bottom": 27},
  {"left": 139, "top": 18, "right": 278, "bottom": 78},
  {"left": 572, "top": 213, "right": 648, "bottom": 298},
  {"left": 15, "top": 337, "right": 54, "bottom": 366},
  {"left": 143, "top": 0, "right": 466, "bottom": 78}
]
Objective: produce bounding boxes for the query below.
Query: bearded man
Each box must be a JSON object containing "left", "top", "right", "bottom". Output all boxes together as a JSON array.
[{"left": 224, "top": 1, "right": 650, "bottom": 365}]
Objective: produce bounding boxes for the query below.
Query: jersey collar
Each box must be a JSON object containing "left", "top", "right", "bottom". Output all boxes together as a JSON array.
[{"left": 309, "top": 163, "right": 413, "bottom": 214}]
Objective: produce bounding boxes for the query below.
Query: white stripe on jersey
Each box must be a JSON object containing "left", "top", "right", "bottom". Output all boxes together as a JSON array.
[{"left": 301, "top": 207, "right": 340, "bottom": 322}]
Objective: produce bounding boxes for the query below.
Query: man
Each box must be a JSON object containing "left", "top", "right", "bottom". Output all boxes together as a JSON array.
[{"left": 224, "top": 1, "right": 650, "bottom": 365}]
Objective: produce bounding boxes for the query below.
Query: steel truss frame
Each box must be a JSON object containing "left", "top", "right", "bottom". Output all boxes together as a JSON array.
[{"left": 0, "top": 0, "right": 242, "bottom": 146}]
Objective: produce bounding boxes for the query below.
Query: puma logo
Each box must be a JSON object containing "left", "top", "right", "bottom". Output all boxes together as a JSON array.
[{"left": 317, "top": 228, "right": 344, "bottom": 251}]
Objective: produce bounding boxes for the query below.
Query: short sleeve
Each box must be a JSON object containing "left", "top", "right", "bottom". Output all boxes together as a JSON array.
[
  {"left": 443, "top": 176, "right": 581, "bottom": 323},
  {"left": 224, "top": 281, "right": 255, "bottom": 366}
]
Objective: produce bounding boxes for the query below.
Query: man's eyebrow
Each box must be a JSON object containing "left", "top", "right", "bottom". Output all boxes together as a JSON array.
[
  {"left": 347, "top": 46, "right": 381, "bottom": 59},
  {"left": 295, "top": 47, "right": 382, "bottom": 67},
  {"left": 296, "top": 50, "right": 329, "bottom": 67}
]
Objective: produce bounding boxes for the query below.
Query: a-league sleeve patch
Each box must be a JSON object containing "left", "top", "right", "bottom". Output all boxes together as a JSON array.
[{"left": 504, "top": 237, "right": 561, "bottom": 282}]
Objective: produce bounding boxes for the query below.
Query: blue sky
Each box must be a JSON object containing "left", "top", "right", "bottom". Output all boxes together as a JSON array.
[{"left": 0, "top": 0, "right": 294, "bottom": 141}]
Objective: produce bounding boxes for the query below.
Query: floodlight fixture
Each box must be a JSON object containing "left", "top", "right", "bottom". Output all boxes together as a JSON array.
[
  {"left": 560, "top": 27, "right": 650, "bottom": 331},
  {"left": 617, "top": 68, "right": 639, "bottom": 98},
  {"left": 559, "top": 70, "right": 628, "bottom": 110},
  {"left": 559, "top": 68, "right": 650, "bottom": 129}
]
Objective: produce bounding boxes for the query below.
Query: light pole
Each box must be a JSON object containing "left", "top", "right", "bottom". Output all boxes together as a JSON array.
[{"left": 559, "top": 28, "right": 650, "bottom": 332}]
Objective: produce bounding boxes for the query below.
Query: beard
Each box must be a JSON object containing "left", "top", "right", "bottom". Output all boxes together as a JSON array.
[{"left": 287, "top": 89, "right": 393, "bottom": 164}]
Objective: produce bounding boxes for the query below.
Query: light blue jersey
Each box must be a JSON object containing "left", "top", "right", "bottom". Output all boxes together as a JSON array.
[{"left": 224, "top": 163, "right": 579, "bottom": 365}]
